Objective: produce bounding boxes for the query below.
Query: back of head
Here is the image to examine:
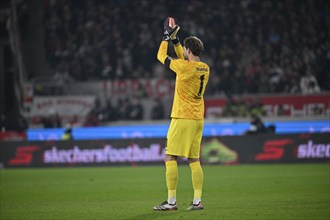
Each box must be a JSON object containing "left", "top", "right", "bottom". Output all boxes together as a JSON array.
[{"left": 184, "top": 36, "right": 204, "bottom": 56}]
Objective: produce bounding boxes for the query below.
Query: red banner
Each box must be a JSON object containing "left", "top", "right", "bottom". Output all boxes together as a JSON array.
[
  {"left": 205, "top": 94, "right": 330, "bottom": 117},
  {"left": 0, "top": 131, "right": 26, "bottom": 141}
]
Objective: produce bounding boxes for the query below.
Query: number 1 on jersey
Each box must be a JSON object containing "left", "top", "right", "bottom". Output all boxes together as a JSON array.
[{"left": 198, "top": 75, "right": 205, "bottom": 96}]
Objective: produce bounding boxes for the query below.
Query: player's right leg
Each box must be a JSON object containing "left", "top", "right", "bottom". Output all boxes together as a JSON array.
[
  {"left": 153, "top": 154, "right": 178, "bottom": 211},
  {"left": 153, "top": 200, "right": 178, "bottom": 211}
]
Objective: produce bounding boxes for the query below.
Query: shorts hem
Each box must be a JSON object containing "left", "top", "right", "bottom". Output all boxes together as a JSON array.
[
  {"left": 165, "top": 152, "right": 188, "bottom": 158},
  {"left": 165, "top": 152, "right": 199, "bottom": 159}
]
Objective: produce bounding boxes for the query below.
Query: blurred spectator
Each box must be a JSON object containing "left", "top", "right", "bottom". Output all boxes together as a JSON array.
[
  {"left": 151, "top": 99, "right": 165, "bottom": 120},
  {"left": 116, "top": 98, "right": 130, "bottom": 120},
  {"left": 61, "top": 125, "right": 73, "bottom": 140},
  {"left": 83, "top": 98, "right": 102, "bottom": 126},
  {"left": 53, "top": 61, "right": 74, "bottom": 94},
  {"left": 102, "top": 99, "right": 118, "bottom": 121},
  {"left": 222, "top": 95, "right": 266, "bottom": 117},
  {"left": 245, "top": 115, "right": 276, "bottom": 135},
  {"left": 277, "top": 105, "right": 285, "bottom": 116},
  {"left": 126, "top": 97, "right": 144, "bottom": 120},
  {"left": 222, "top": 96, "right": 238, "bottom": 117},
  {"left": 83, "top": 112, "right": 99, "bottom": 127},
  {"left": 268, "top": 62, "right": 285, "bottom": 93},
  {"left": 299, "top": 71, "right": 321, "bottom": 94},
  {"left": 69, "top": 115, "right": 80, "bottom": 127},
  {"left": 135, "top": 82, "right": 148, "bottom": 99},
  {"left": 247, "top": 97, "right": 267, "bottom": 117},
  {"left": 41, "top": 110, "right": 62, "bottom": 128}
]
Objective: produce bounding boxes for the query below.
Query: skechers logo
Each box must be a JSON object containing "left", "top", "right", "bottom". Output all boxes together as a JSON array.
[{"left": 297, "top": 140, "right": 330, "bottom": 158}]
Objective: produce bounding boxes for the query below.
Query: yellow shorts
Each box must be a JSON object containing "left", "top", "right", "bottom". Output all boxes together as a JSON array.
[{"left": 166, "top": 118, "right": 204, "bottom": 158}]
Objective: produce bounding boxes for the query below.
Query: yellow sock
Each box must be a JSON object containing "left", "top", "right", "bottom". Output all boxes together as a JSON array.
[
  {"left": 190, "top": 161, "right": 203, "bottom": 200},
  {"left": 166, "top": 160, "right": 178, "bottom": 200}
]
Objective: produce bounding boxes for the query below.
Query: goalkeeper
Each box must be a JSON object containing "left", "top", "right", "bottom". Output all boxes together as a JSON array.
[{"left": 153, "top": 17, "right": 210, "bottom": 211}]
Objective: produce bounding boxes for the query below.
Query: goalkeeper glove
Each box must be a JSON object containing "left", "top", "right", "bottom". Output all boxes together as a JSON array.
[
  {"left": 163, "top": 28, "right": 171, "bottom": 41},
  {"left": 170, "top": 25, "right": 180, "bottom": 44},
  {"left": 163, "top": 17, "right": 180, "bottom": 41}
]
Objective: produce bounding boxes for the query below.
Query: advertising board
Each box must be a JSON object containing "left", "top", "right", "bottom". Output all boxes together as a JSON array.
[{"left": 1, "top": 133, "right": 328, "bottom": 168}]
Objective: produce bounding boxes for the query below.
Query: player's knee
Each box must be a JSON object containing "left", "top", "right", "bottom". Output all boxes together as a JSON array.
[
  {"left": 164, "top": 154, "right": 177, "bottom": 162},
  {"left": 188, "top": 158, "right": 200, "bottom": 164}
]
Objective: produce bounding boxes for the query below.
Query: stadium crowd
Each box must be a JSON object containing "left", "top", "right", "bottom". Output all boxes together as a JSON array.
[{"left": 43, "top": 0, "right": 329, "bottom": 96}]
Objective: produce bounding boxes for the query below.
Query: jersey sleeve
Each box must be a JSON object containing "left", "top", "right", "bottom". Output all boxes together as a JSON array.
[
  {"left": 174, "top": 44, "right": 184, "bottom": 60},
  {"left": 157, "top": 40, "right": 185, "bottom": 74},
  {"left": 157, "top": 40, "right": 169, "bottom": 64}
]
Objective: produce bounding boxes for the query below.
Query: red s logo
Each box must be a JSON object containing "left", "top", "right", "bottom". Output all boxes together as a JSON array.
[
  {"left": 9, "top": 146, "right": 40, "bottom": 165},
  {"left": 255, "top": 139, "right": 293, "bottom": 161}
]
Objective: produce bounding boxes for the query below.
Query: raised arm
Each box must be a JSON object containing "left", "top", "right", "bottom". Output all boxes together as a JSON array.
[
  {"left": 169, "top": 22, "right": 183, "bottom": 59},
  {"left": 157, "top": 41, "right": 169, "bottom": 64},
  {"left": 173, "top": 41, "right": 184, "bottom": 60},
  {"left": 158, "top": 17, "right": 184, "bottom": 69},
  {"left": 157, "top": 40, "right": 172, "bottom": 70}
]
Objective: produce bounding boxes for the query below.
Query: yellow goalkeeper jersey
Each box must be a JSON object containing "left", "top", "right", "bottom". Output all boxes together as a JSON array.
[{"left": 157, "top": 41, "right": 210, "bottom": 120}]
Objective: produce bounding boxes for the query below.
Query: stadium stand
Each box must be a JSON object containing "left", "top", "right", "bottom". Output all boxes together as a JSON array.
[
  {"left": 1, "top": 0, "right": 329, "bottom": 129},
  {"left": 42, "top": 0, "right": 329, "bottom": 95}
]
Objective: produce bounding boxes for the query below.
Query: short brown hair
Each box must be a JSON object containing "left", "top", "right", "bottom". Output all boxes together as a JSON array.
[{"left": 183, "top": 36, "right": 204, "bottom": 56}]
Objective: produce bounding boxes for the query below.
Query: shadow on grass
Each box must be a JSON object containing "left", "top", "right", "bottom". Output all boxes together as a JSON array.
[
  {"left": 127, "top": 210, "right": 180, "bottom": 220},
  {"left": 127, "top": 209, "right": 209, "bottom": 220}
]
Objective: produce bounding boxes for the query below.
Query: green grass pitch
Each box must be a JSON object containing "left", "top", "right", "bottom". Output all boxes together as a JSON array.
[{"left": 1, "top": 164, "right": 329, "bottom": 220}]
